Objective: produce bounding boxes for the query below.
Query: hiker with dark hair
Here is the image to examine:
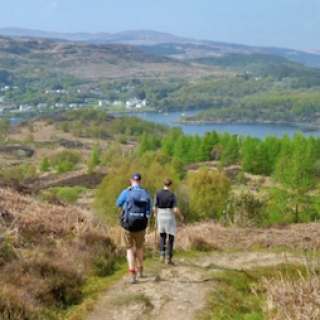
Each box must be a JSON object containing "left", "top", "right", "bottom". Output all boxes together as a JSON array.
[
  {"left": 116, "top": 173, "right": 151, "bottom": 283},
  {"left": 153, "top": 178, "right": 184, "bottom": 265}
]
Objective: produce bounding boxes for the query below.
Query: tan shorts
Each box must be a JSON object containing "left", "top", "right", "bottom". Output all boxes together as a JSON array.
[{"left": 121, "top": 228, "right": 145, "bottom": 249}]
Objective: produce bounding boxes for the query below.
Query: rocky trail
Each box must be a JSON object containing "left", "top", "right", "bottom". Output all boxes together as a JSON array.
[{"left": 85, "top": 251, "right": 303, "bottom": 320}]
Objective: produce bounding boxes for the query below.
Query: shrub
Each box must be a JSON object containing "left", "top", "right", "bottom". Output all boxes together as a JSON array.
[
  {"left": 236, "top": 171, "right": 247, "bottom": 183},
  {"left": 56, "top": 187, "right": 79, "bottom": 202},
  {"left": 47, "top": 186, "right": 87, "bottom": 203},
  {"left": 39, "top": 157, "right": 50, "bottom": 172},
  {"left": 224, "top": 192, "right": 267, "bottom": 227},
  {"left": 0, "top": 284, "right": 40, "bottom": 320},
  {"left": 1, "top": 164, "right": 38, "bottom": 182},
  {"left": 80, "top": 232, "right": 116, "bottom": 276},
  {"left": 5, "top": 259, "right": 85, "bottom": 307},
  {"left": 187, "top": 168, "right": 231, "bottom": 221},
  {"left": 56, "top": 160, "right": 76, "bottom": 173},
  {"left": 0, "top": 242, "right": 17, "bottom": 267},
  {"left": 49, "top": 150, "right": 81, "bottom": 167}
]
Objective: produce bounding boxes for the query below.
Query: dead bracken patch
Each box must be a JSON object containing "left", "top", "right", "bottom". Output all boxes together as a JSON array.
[
  {"left": 145, "top": 222, "right": 320, "bottom": 251},
  {"left": 0, "top": 187, "right": 116, "bottom": 319},
  {"left": 0, "top": 187, "right": 92, "bottom": 240},
  {"left": 265, "top": 272, "right": 320, "bottom": 320}
]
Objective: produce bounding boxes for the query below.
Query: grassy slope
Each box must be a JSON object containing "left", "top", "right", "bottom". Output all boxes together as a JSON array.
[{"left": 0, "top": 37, "right": 220, "bottom": 83}]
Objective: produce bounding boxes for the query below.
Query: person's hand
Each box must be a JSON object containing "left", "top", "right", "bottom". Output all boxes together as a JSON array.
[{"left": 179, "top": 215, "right": 184, "bottom": 226}]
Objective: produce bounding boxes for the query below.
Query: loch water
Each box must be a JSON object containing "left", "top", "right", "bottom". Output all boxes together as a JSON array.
[{"left": 124, "top": 110, "right": 320, "bottom": 139}]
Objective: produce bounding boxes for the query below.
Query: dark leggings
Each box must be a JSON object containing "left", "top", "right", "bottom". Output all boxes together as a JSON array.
[{"left": 160, "top": 233, "right": 174, "bottom": 259}]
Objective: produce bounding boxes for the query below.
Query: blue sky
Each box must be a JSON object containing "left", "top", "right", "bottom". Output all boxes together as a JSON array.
[{"left": 0, "top": 0, "right": 320, "bottom": 50}]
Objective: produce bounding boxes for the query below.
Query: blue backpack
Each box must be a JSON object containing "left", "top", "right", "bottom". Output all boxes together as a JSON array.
[{"left": 121, "top": 188, "right": 150, "bottom": 231}]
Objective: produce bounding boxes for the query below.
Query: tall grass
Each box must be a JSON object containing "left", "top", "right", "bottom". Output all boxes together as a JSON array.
[{"left": 264, "top": 253, "right": 320, "bottom": 319}]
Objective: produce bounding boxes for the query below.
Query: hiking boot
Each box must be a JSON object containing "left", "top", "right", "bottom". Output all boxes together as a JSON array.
[
  {"left": 129, "top": 273, "right": 136, "bottom": 284},
  {"left": 160, "top": 256, "right": 165, "bottom": 264},
  {"left": 166, "top": 259, "right": 175, "bottom": 266},
  {"left": 137, "top": 268, "right": 144, "bottom": 278}
]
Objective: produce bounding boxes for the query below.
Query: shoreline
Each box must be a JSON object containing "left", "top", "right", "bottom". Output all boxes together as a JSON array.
[{"left": 174, "top": 119, "right": 320, "bottom": 131}]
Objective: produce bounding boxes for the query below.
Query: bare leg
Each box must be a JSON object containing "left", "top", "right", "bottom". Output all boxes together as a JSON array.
[
  {"left": 126, "top": 248, "right": 135, "bottom": 270},
  {"left": 136, "top": 248, "right": 144, "bottom": 268}
]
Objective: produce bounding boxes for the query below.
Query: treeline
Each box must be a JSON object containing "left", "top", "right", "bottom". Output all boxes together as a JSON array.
[
  {"left": 131, "top": 77, "right": 273, "bottom": 111},
  {"left": 123, "top": 127, "right": 320, "bottom": 225},
  {"left": 55, "top": 109, "right": 168, "bottom": 140},
  {"left": 193, "top": 53, "right": 320, "bottom": 88},
  {"left": 187, "top": 90, "right": 320, "bottom": 124},
  {"left": 138, "top": 126, "right": 320, "bottom": 178}
]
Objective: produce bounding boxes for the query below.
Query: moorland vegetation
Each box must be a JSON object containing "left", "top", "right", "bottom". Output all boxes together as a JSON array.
[{"left": 2, "top": 35, "right": 320, "bottom": 319}]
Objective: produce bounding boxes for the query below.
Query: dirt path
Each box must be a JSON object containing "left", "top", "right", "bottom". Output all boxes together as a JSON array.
[{"left": 85, "top": 251, "right": 303, "bottom": 320}]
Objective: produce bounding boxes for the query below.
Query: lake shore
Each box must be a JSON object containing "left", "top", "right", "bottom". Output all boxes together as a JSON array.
[{"left": 174, "top": 118, "right": 320, "bottom": 132}]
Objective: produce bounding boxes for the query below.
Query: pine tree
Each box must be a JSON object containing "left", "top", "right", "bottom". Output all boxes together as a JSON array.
[
  {"left": 221, "top": 136, "right": 240, "bottom": 165},
  {"left": 161, "top": 132, "right": 175, "bottom": 156},
  {"left": 196, "top": 133, "right": 211, "bottom": 162},
  {"left": 173, "top": 133, "right": 187, "bottom": 162},
  {"left": 137, "top": 132, "right": 149, "bottom": 157},
  {"left": 148, "top": 135, "right": 161, "bottom": 151},
  {"left": 208, "top": 130, "right": 219, "bottom": 149},
  {"left": 189, "top": 134, "right": 200, "bottom": 163},
  {"left": 241, "top": 136, "right": 259, "bottom": 173},
  {"left": 279, "top": 133, "right": 292, "bottom": 158},
  {"left": 92, "top": 143, "right": 101, "bottom": 166},
  {"left": 184, "top": 135, "right": 195, "bottom": 164},
  {"left": 276, "top": 133, "right": 316, "bottom": 222},
  {"left": 253, "top": 143, "right": 270, "bottom": 175},
  {"left": 39, "top": 156, "right": 50, "bottom": 172},
  {"left": 264, "top": 135, "right": 281, "bottom": 174}
]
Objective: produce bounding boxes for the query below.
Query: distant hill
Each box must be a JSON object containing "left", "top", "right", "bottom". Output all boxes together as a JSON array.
[
  {"left": 189, "top": 53, "right": 320, "bottom": 81},
  {"left": 1, "top": 27, "right": 320, "bottom": 68},
  {"left": 0, "top": 27, "right": 194, "bottom": 44},
  {"left": 137, "top": 43, "right": 320, "bottom": 69},
  {"left": 0, "top": 37, "right": 220, "bottom": 83}
]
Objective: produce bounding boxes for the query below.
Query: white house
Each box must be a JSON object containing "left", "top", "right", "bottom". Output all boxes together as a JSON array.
[
  {"left": 126, "top": 98, "right": 147, "bottom": 109},
  {"left": 55, "top": 103, "right": 65, "bottom": 108},
  {"left": 0, "top": 86, "right": 10, "bottom": 92},
  {"left": 56, "top": 89, "right": 69, "bottom": 94},
  {"left": 113, "top": 100, "right": 124, "bottom": 106},
  {"left": 126, "top": 98, "right": 139, "bottom": 108},
  {"left": 99, "top": 100, "right": 111, "bottom": 107},
  {"left": 19, "top": 105, "right": 33, "bottom": 112},
  {"left": 69, "top": 103, "right": 78, "bottom": 109}
]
